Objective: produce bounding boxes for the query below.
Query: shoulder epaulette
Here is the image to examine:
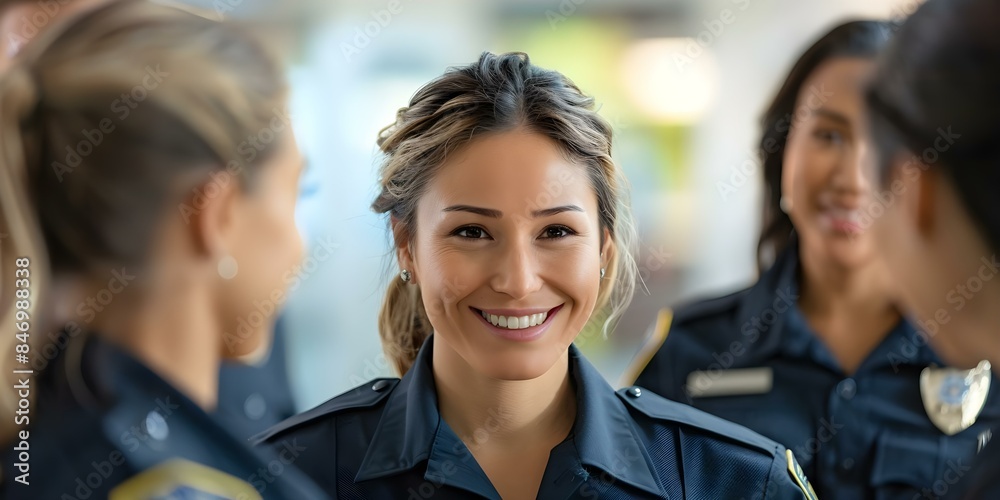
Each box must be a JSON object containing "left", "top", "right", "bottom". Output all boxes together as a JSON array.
[
  {"left": 671, "top": 288, "right": 748, "bottom": 326},
  {"left": 616, "top": 385, "right": 781, "bottom": 457},
  {"left": 251, "top": 378, "right": 399, "bottom": 444}
]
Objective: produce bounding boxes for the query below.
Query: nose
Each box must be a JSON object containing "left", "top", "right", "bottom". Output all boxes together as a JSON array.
[
  {"left": 829, "top": 139, "right": 869, "bottom": 198},
  {"left": 490, "top": 238, "right": 543, "bottom": 301}
]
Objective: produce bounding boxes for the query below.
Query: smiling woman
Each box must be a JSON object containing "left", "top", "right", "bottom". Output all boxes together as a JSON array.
[
  {"left": 254, "top": 51, "right": 815, "bottom": 499},
  {"left": 390, "top": 128, "right": 619, "bottom": 382}
]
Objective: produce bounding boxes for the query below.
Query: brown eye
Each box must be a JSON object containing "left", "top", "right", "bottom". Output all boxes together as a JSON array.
[
  {"left": 454, "top": 226, "right": 489, "bottom": 239},
  {"left": 541, "top": 226, "right": 574, "bottom": 239},
  {"left": 813, "top": 129, "right": 844, "bottom": 145}
]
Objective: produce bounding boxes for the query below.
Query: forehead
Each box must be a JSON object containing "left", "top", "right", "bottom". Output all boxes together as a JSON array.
[
  {"left": 798, "top": 57, "right": 874, "bottom": 114},
  {"left": 420, "top": 129, "right": 597, "bottom": 213}
]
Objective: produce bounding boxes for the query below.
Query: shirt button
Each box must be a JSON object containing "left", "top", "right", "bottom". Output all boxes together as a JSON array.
[
  {"left": 372, "top": 379, "right": 391, "bottom": 392},
  {"left": 145, "top": 411, "right": 169, "bottom": 441},
  {"left": 244, "top": 393, "right": 267, "bottom": 420},
  {"left": 838, "top": 379, "right": 857, "bottom": 400},
  {"left": 626, "top": 387, "right": 642, "bottom": 398},
  {"left": 841, "top": 458, "right": 855, "bottom": 471}
]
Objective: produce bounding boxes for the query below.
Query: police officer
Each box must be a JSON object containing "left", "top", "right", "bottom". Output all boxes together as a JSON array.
[
  {"left": 0, "top": 0, "right": 302, "bottom": 451},
  {"left": 862, "top": 0, "right": 1000, "bottom": 497},
  {"left": 629, "top": 20, "right": 1000, "bottom": 500},
  {"left": 255, "top": 51, "right": 814, "bottom": 499},
  {"left": 0, "top": 2, "right": 325, "bottom": 497}
]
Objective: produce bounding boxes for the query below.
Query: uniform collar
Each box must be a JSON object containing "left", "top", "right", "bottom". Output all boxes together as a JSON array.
[
  {"left": 564, "top": 344, "right": 665, "bottom": 497},
  {"left": 72, "top": 335, "right": 240, "bottom": 468},
  {"left": 736, "top": 236, "right": 943, "bottom": 372},
  {"left": 38, "top": 330, "right": 193, "bottom": 418},
  {"left": 60, "top": 333, "right": 330, "bottom": 498},
  {"left": 355, "top": 335, "right": 664, "bottom": 498},
  {"left": 863, "top": 317, "right": 944, "bottom": 371},
  {"left": 732, "top": 236, "right": 802, "bottom": 366}
]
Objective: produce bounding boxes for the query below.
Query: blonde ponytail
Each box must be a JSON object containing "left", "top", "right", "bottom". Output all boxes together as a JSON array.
[
  {"left": 0, "top": 64, "right": 49, "bottom": 442},
  {"left": 0, "top": 1, "right": 288, "bottom": 440},
  {"left": 377, "top": 274, "right": 432, "bottom": 376}
]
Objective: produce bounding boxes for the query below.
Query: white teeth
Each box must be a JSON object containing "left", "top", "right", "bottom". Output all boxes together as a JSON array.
[{"left": 479, "top": 310, "right": 549, "bottom": 330}]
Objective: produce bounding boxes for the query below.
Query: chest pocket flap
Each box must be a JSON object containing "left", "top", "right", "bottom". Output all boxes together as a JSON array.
[{"left": 871, "top": 429, "right": 977, "bottom": 496}]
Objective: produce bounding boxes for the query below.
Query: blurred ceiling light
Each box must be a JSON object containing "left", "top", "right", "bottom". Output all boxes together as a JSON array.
[{"left": 620, "top": 37, "right": 718, "bottom": 124}]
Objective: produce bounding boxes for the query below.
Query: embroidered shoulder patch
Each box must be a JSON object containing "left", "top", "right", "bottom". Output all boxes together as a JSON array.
[
  {"left": 110, "top": 459, "right": 262, "bottom": 500},
  {"left": 785, "top": 449, "right": 818, "bottom": 500}
]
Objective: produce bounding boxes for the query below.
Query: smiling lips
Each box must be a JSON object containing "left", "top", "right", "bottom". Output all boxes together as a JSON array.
[
  {"left": 479, "top": 310, "right": 549, "bottom": 330},
  {"left": 472, "top": 305, "right": 562, "bottom": 341},
  {"left": 820, "top": 205, "right": 864, "bottom": 235}
]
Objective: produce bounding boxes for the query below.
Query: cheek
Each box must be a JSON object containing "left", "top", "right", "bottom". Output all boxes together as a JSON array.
[
  {"left": 268, "top": 186, "right": 303, "bottom": 259},
  {"left": 785, "top": 139, "right": 836, "bottom": 203},
  {"left": 241, "top": 197, "right": 302, "bottom": 290},
  {"left": 782, "top": 141, "right": 813, "bottom": 208},
  {"left": 415, "top": 247, "right": 480, "bottom": 316},
  {"left": 870, "top": 202, "right": 902, "bottom": 251},
  {"left": 543, "top": 244, "right": 601, "bottom": 303},
  {"left": 869, "top": 205, "right": 916, "bottom": 289}
]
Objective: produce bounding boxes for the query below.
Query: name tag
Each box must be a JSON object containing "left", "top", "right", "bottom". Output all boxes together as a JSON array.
[{"left": 686, "top": 367, "right": 773, "bottom": 398}]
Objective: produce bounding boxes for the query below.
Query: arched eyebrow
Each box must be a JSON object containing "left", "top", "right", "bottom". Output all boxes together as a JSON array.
[
  {"left": 442, "top": 205, "right": 584, "bottom": 218},
  {"left": 812, "top": 109, "right": 851, "bottom": 126},
  {"left": 531, "top": 205, "right": 584, "bottom": 217}
]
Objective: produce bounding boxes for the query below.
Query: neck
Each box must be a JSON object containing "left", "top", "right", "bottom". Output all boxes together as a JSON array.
[
  {"left": 934, "top": 262, "right": 1000, "bottom": 372},
  {"left": 86, "top": 280, "right": 221, "bottom": 411},
  {"left": 432, "top": 338, "right": 576, "bottom": 453},
  {"left": 797, "top": 245, "right": 902, "bottom": 373}
]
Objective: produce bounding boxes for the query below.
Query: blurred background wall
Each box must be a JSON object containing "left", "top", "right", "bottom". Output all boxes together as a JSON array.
[{"left": 180, "top": 0, "right": 920, "bottom": 410}]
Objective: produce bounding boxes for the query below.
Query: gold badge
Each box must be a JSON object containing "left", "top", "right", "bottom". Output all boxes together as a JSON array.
[
  {"left": 110, "top": 459, "right": 262, "bottom": 499},
  {"left": 920, "top": 360, "right": 991, "bottom": 436}
]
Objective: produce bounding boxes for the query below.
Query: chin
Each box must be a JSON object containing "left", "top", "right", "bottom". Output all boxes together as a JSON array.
[
  {"left": 821, "top": 234, "right": 879, "bottom": 269},
  {"left": 465, "top": 343, "right": 568, "bottom": 381},
  {"left": 222, "top": 327, "right": 270, "bottom": 361}
]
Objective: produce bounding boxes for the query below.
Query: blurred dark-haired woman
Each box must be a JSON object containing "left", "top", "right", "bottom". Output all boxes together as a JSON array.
[{"left": 630, "top": 19, "right": 1000, "bottom": 499}]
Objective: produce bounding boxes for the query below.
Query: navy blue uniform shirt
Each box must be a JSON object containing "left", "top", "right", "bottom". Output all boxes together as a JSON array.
[
  {"left": 949, "top": 436, "right": 999, "bottom": 499},
  {"left": 217, "top": 319, "right": 297, "bottom": 440},
  {"left": 634, "top": 242, "right": 1000, "bottom": 500},
  {"left": 0, "top": 331, "right": 327, "bottom": 499},
  {"left": 254, "top": 335, "right": 814, "bottom": 499}
]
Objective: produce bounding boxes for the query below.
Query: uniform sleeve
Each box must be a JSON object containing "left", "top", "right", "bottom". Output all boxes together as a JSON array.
[{"left": 764, "top": 447, "right": 817, "bottom": 500}]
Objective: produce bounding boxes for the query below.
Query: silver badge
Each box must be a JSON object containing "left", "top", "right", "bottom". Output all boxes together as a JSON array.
[{"left": 920, "top": 360, "right": 992, "bottom": 435}]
